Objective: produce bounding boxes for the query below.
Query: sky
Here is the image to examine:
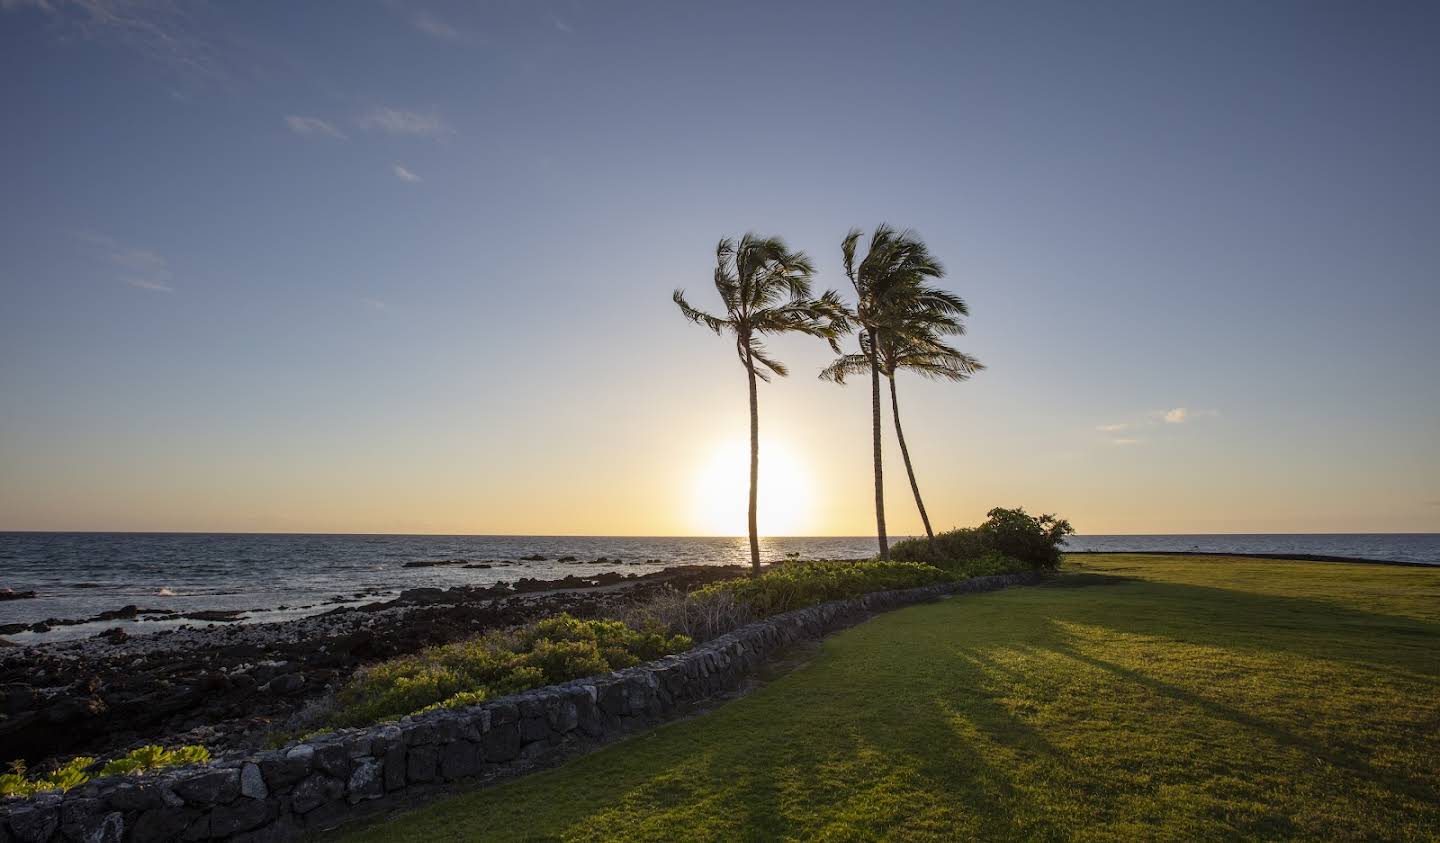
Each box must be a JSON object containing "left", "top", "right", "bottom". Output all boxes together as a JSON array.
[{"left": 1, "top": 0, "right": 1437, "bottom": 537}]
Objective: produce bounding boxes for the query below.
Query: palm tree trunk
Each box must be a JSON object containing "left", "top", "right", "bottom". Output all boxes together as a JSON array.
[
  {"left": 868, "top": 334, "right": 889, "bottom": 560},
  {"left": 746, "top": 354, "right": 761, "bottom": 573},
  {"left": 889, "top": 372, "right": 934, "bottom": 542}
]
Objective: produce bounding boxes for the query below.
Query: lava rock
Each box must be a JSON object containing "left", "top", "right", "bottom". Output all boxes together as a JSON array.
[
  {"left": 262, "top": 673, "right": 305, "bottom": 695},
  {"left": 172, "top": 768, "right": 241, "bottom": 805},
  {"left": 208, "top": 797, "right": 273, "bottom": 836}
]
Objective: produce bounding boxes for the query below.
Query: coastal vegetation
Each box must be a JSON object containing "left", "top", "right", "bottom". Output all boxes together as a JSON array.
[
  {"left": 337, "top": 554, "right": 1440, "bottom": 842},
  {"left": 0, "top": 744, "right": 210, "bottom": 797},
  {"left": 824, "top": 225, "right": 979, "bottom": 552},
  {"left": 324, "top": 617, "right": 693, "bottom": 729},
  {"left": 317, "top": 549, "right": 1047, "bottom": 731},
  {"left": 892, "top": 506, "right": 1075, "bottom": 572},
  {"left": 672, "top": 235, "right": 847, "bottom": 570},
  {"left": 674, "top": 225, "right": 985, "bottom": 564}
]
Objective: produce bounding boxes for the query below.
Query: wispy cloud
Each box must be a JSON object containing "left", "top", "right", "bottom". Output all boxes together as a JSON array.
[
  {"left": 1095, "top": 406, "right": 1219, "bottom": 443},
  {"left": 383, "top": 0, "right": 472, "bottom": 44},
  {"left": 284, "top": 115, "right": 346, "bottom": 139},
  {"left": 1152, "top": 407, "right": 1219, "bottom": 424},
  {"left": 82, "top": 233, "right": 175, "bottom": 292},
  {"left": 359, "top": 107, "right": 451, "bottom": 138},
  {"left": 392, "top": 163, "right": 421, "bottom": 183},
  {"left": 358, "top": 297, "right": 388, "bottom": 310},
  {"left": 4, "top": 0, "right": 221, "bottom": 80},
  {"left": 413, "top": 10, "right": 463, "bottom": 42},
  {"left": 127, "top": 278, "right": 173, "bottom": 292},
  {"left": 547, "top": 12, "right": 573, "bottom": 33}
]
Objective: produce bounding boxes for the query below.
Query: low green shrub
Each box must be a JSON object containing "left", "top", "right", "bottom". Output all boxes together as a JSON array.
[
  {"left": 692, "top": 560, "right": 953, "bottom": 617},
  {"left": 892, "top": 507, "right": 1074, "bottom": 571},
  {"left": 623, "top": 586, "right": 757, "bottom": 643},
  {"left": 326, "top": 615, "right": 692, "bottom": 728},
  {"left": 0, "top": 744, "right": 211, "bottom": 797}
]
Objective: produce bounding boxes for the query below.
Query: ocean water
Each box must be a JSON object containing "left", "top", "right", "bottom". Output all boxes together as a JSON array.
[{"left": 1, "top": 532, "right": 1436, "bottom": 642}]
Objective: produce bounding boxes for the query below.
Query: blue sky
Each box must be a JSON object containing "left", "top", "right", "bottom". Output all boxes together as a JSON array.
[{"left": 1, "top": 0, "right": 1437, "bottom": 535}]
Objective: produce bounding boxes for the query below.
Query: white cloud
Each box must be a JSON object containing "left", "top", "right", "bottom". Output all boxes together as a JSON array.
[
  {"left": 1096, "top": 406, "right": 1219, "bottom": 442},
  {"left": 392, "top": 163, "right": 421, "bottom": 183},
  {"left": 359, "top": 107, "right": 451, "bottom": 138},
  {"left": 5, "top": 0, "right": 221, "bottom": 80},
  {"left": 285, "top": 115, "right": 346, "bottom": 139},
  {"left": 548, "top": 13, "right": 572, "bottom": 33},
  {"left": 80, "top": 234, "right": 175, "bottom": 291},
  {"left": 413, "top": 10, "right": 462, "bottom": 41},
  {"left": 358, "top": 297, "right": 388, "bottom": 310}
]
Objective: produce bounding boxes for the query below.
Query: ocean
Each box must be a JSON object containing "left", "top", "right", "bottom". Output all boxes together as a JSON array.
[{"left": 2, "top": 532, "right": 1436, "bottom": 642}]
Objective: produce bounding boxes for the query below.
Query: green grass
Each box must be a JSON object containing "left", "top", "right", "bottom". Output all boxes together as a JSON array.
[{"left": 337, "top": 554, "right": 1440, "bottom": 842}]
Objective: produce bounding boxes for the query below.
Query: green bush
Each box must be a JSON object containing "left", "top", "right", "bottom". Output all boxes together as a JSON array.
[
  {"left": 892, "top": 528, "right": 989, "bottom": 567},
  {"left": 892, "top": 507, "right": 1075, "bottom": 571},
  {"left": 327, "top": 615, "right": 692, "bottom": 728},
  {"left": 0, "top": 744, "right": 211, "bottom": 797},
  {"left": 693, "top": 560, "right": 953, "bottom": 617}
]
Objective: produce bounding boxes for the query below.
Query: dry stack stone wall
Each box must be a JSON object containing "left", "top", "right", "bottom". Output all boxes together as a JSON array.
[{"left": 0, "top": 572, "right": 1041, "bottom": 842}]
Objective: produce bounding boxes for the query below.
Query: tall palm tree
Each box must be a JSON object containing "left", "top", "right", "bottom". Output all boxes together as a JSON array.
[
  {"left": 827, "top": 226, "right": 950, "bottom": 558},
  {"left": 824, "top": 320, "right": 982, "bottom": 542},
  {"left": 674, "top": 234, "right": 846, "bottom": 572}
]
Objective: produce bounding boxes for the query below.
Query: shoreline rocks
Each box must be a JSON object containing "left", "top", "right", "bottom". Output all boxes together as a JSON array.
[
  {"left": 0, "top": 564, "right": 746, "bottom": 769},
  {"left": 0, "top": 572, "right": 1043, "bottom": 843}
]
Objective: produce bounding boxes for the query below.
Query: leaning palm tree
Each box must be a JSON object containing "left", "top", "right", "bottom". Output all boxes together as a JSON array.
[
  {"left": 828, "top": 225, "right": 947, "bottom": 559},
  {"left": 674, "top": 234, "right": 846, "bottom": 571},
  {"left": 824, "top": 319, "right": 982, "bottom": 542}
]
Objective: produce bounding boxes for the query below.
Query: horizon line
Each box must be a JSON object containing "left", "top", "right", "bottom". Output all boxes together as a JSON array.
[{"left": 0, "top": 530, "right": 1436, "bottom": 538}]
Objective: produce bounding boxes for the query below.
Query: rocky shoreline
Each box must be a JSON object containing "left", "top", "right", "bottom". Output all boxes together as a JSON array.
[{"left": 0, "top": 564, "right": 747, "bottom": 770}]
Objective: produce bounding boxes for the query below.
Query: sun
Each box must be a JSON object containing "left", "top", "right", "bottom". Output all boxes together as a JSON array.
[{"left": 693, "top": 438, "right": 812, "bottom": 536}]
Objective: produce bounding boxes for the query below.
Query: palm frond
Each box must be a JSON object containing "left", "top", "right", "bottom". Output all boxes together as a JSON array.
[
  {"left": 745, "top": 337, "right": 788, "bottom": 379},
  {"left": 818, "top": 353, "right": 871, "bottom": 384},
  {"left": 673, "top": 289, "right": 731, "bottom": 335},
  {"left": 896, "top": 349, "right": 985, "bottom": 381}
]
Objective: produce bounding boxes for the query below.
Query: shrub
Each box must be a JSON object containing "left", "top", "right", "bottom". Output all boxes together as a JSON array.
[
  {"left": 326, "top": 614, "right": 692, "bottom": 728},
  {"left": 891, "top": 528, "right": 989, "bottom": 566},
  {"left": 692, "top": 560, "right": 953, "bottom": 618},
  {"left": 892, "top": 507, "right": 1075, "bottom": 571},
  {"left": 0, "top": 744, "right": 210, "bottom": 797},
  {"left": 623, "top": 586, "right": 757, "bottom": 643}
]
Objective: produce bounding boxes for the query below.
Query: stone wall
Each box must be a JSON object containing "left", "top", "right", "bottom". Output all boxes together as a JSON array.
[{"left": 0, "top": 572, "right": 1041, "bottom": 842}]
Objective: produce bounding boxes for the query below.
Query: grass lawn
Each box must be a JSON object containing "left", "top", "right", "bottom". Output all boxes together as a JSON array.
[{"left": 336, "top": 554, "right": 1440, "bottom": 841}]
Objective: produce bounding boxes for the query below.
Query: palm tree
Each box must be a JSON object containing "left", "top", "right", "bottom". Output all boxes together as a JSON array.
[
  {"left": 826, "top": 226, "right": 952, "bottom": 558},
  {"left": 824, "top": 320, "right": 982, "bottom": 542},
  {"left": 674, "top": 234, "right": 846, "bottom": 572}
]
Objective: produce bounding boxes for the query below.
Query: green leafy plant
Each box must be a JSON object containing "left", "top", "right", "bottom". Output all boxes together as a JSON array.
[
  {"left": 892, "top": 507, "right": 1074, "bottom": 571},
  {"left": 692, "top": 560, "right": 953, "bottom": 617},
  {"left": 327, "top": 615, "right": 692, "bottom": 728},
  {"left": 0, "top": 744, "right": 210, "bottom": 797},
  {"left": 98, "top": 744, "right": 210, "bottom": 777}
]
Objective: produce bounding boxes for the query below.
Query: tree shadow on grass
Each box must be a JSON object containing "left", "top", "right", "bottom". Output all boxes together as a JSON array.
[
  {"left": 841, "top": 573, "right": 1440, "bottom": 839},
  {"left": 1044, "top": 635, "right": 1439, "bottom": 807},
  {"left": 1032, "top": 575, "right": 1440, "bottom": 678}
]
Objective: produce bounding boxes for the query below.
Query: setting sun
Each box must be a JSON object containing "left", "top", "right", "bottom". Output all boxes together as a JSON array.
[{"left": 692, "top": 439, "right": 812, "bottom": 537}]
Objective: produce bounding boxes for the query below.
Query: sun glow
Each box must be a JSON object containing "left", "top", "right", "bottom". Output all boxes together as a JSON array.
[{"left": 693, "top": 438, "right": 813, "bottom": 536}]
